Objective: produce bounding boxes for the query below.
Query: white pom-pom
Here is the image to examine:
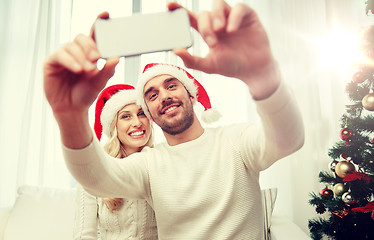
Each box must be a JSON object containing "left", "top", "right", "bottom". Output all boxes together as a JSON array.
[{"left": 201, "top": 108, "right": 221, "bottom": 123}]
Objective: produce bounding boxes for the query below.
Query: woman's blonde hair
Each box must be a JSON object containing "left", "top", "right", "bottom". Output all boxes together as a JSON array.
[{"left": 102, "top": 107, "right": 153, "bottom": 211}]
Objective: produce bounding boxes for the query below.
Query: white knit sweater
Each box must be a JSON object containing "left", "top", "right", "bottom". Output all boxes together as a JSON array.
[
  {"left": 64, "top": 82, "right": 304, "bottom": 240},
  {"left": 73, "top": 185, "right": 158, "bottom": 240}
]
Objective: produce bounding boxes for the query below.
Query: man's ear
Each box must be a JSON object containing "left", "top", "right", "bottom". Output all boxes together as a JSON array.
[{"left": 190, "top": 95, "right": 196, "bottom": 104}]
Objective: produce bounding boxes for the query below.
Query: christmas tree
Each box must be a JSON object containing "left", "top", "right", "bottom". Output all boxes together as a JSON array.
[{"left": 308, "top": 2, "right": 374, "bottom": 239}]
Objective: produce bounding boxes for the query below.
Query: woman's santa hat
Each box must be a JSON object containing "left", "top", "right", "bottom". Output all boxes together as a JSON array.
[
  {"left": 94, "top": 84, "right": 137, "bottom": 140},
  {"left": 136, "top": 63, "right": 220, "bottom": 123}
]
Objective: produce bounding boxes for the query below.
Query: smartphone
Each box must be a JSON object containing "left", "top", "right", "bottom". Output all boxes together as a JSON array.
[{"left": 94, "top": 8, "right": 193, "bottom": 58}]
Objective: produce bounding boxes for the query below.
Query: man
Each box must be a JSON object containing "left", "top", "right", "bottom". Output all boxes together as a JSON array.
[{"left": 44, "top": 0, "right": 304, "bottom": 239}]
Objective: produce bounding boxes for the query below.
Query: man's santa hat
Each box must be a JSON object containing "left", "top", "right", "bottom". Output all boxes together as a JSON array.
[
  {"left": 94, "top": 84, "right": 137, "bottom": 140},
  {"left": 136, "top": 63, "right": 220, "bottom": 123}
]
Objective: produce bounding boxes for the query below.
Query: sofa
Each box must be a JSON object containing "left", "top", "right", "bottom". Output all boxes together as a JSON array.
[{"left": 0, "top": 185, "right": 310, "bottom": 240}]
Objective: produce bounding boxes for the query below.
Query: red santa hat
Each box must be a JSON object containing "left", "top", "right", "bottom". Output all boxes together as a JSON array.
[
  {"left": 136, "top": 63, "right": 220, "bottom": 123},
  {"left": 94, "top": 84, "right": 137, "bottom": 140}
]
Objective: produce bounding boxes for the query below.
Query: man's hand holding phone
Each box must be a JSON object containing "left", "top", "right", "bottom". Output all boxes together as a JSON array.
[
  {"left": 43, "top": 12, "right": 119, "bottom": 149},
  {"left": 168, "top": 0, "right": 281, "bottom": 100}
]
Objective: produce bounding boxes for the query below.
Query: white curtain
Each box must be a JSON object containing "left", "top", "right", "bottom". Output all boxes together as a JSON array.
[
  {"left": 1, "top": 0, "right": 372, "bottom": 235},
  {"left": 0, "top": 0, "right": 73, "bottom": 207}
]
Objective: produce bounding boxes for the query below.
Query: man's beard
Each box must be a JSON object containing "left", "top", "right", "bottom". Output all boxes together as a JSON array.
[{"left": 152, "top": 99, "right": 194, "bottom": 135}]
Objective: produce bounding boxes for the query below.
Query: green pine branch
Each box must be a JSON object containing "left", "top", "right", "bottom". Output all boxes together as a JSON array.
[
  {"left": 309, "top": 191, "right": 346, "bottom": 212},
  {"left": 345, "top": 81, "right": 371, "bottom": 101},
  {"left": 308, "top": 217, "right": 329, "bottom": 240},
  {"left": 319, "top": 171, "right": 339, "bottom": 184},
  {"left": 342, "top": 115, "right": 374, "bottom": 133}
]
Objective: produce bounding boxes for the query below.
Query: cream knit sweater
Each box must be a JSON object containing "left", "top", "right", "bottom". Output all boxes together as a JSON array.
[
  {"left": 64, "top": 82, "right": 304, "bottom": 240},
  {"left": 73, "top": 185, "right": 158, "bottom": 240}
]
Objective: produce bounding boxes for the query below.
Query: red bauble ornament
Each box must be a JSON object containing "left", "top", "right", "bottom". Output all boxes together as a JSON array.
[
  {"left": 340, "top": 128, "right": 353, "bottom": 140},
  {"left": 321, "top": 188, "right": 334, "bottom": 200}
]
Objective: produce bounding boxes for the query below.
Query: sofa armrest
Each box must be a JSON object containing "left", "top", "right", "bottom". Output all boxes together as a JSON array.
[
  {"left": 0, "top": 207, "right": 12, "bottom": 240},
  {"left": 270, "top": 213, "right": 311, "bottom": 240}
]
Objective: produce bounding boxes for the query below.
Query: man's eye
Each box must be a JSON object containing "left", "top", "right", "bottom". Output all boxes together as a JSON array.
[
  {"left": 168, "top": 84, "right": 176, "bottom": 90},
  {"left": 149, "top": 93, "right": 157, "bottom": 100}
]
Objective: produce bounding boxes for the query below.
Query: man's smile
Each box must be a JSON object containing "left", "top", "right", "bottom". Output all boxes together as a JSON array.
[{"left": 160, "top": 102, "right": 181, "bottom": 115}]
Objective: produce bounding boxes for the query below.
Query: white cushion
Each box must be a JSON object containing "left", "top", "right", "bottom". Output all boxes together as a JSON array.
[
  {"left": 262, "top": 188, "right": 277, "bottom": 240},
  {"left": 4, "top": 185, "right": 76, "bottom": 240},
  {"left": 0, "top": 207, "right": 11, "bottom": 240},
  {"left": 270, "top": 214, "right": 311, "bottom": 240}
]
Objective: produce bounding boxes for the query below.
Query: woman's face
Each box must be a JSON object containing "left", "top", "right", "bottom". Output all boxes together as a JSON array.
[{"left": 116, "top": 103, "right": 151, "bottom": 155}]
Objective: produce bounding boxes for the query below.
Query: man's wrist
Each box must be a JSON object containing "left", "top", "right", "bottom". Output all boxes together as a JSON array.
[
  {"left": 54, "top": 111, "right": 93, "bottom": 149},
  {"left": 243, "top": 60, "right": 282, "bottom": 100}
]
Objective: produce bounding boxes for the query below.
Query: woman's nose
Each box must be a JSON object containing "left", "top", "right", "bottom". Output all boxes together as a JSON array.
[{"left": 131, "top": 117, "right": 142, "bottom": 127}]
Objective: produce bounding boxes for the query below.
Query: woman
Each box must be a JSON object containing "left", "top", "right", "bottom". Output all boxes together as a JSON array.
[{"left": 73, "top": 84, "right": 158, "bottom": 240}]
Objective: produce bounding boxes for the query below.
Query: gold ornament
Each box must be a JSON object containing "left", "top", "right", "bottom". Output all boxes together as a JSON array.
[
  {"left": 335, "top": 161, "right": 356, "bottom": 178},
  {"left": 333, "top": 183, "right": 348, "bottom": 196},
  {"left": 362, "top": 93, "right": 374, "bottom": 111}
]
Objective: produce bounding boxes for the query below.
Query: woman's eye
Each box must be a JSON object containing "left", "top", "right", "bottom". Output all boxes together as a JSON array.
[
  {"left": 138, "top": 111, "right": 145, "bottom": 116},
  {"left": 121, "top": 114, "right": 130, "bottom": 120}
]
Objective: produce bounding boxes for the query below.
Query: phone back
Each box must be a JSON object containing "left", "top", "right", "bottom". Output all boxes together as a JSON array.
[{"left": 94, "top": 9, "right": 193, "bottom": 58}]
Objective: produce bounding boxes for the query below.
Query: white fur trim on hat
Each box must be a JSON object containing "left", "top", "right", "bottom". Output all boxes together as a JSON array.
[
  {"left": 201, "top": 108, "right": 221, "bottom": 123},
  {"left": 101, "top": 89, "right": 137, "bottom": 137},
  {"left": 136, "top": 64, "right": 197, "bottom": 119}
]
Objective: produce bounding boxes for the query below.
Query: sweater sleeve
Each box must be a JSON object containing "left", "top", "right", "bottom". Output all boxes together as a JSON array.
[
  {"left": 63, "top": 136, "right": 150, "bottom": 199},
  {"left": 241, "top": 81, "right": 305, "bottom": 171},
  {"left": 73, "top": 185, "right": 98, "bottom": 240}
]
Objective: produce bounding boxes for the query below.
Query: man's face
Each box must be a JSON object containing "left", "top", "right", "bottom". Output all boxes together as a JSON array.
[{"left": 143, "top": 74, "right": 195, "bottom": 135}]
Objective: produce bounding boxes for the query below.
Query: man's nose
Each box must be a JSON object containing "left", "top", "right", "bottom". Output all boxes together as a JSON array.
[{"left": 159, "top": 88, "right": 172, "bottom": 102}]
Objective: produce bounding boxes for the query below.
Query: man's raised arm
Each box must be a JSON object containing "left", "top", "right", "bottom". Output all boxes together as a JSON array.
[{"left": 43, "top": 12, "right": 119, "bottom": 149}]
